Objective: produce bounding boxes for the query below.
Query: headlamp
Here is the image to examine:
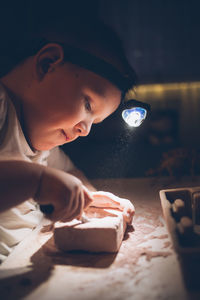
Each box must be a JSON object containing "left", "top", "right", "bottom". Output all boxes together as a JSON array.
[{"left": 122, "top": 99, "right": 150, "bottom": 127}]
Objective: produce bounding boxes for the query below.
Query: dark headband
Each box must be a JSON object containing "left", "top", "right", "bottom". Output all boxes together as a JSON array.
[
  {"left": 29, "top": 38, "right": 135, "bottom": 96},
  {"left": 60, "top": 43, "right": 133, "bottom": 94}
]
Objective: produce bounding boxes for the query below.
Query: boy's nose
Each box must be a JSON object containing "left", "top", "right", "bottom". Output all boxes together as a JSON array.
[{"left": 75, "top": 121, "right": 92, "bottom": 137}]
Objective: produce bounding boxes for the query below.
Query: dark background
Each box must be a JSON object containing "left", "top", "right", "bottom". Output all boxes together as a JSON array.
[
  {"left": 1, "top": 0, "right": 200, "bottom": 178},
  {"left": 98, "top": 0, "right": 200, "bottom": 84}
]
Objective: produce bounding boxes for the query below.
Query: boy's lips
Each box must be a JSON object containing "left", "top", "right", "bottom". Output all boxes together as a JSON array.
[
  {"left": 61, "top": 129, "right": 70, "bottom": 141},
  {"left": 61, "top": 129, "right": 78, "bottom": 143}
]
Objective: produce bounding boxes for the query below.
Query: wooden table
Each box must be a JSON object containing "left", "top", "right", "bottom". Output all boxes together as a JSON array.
[{"left": 1, "top": 177, "right": 200, "bottom": 300}]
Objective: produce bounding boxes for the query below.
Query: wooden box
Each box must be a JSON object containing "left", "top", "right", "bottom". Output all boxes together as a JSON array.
[{"left": 160, "top": 186, "right": 200, "bottom": 289}]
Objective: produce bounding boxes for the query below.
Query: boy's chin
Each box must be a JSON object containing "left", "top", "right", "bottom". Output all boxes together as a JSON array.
[
  {"left": 33, "top": 141, "right": 69, "bottom": 151},
  {"left": 31, "top": 137, "right": 75, "bottom": 151},
  {"left": 32, "top": 141, "right": 57, "bottom": 151}
]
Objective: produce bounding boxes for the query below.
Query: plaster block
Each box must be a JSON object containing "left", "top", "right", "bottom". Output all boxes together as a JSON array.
[{"left": 54, "top": 208, "right": 127, "bottom": 253}]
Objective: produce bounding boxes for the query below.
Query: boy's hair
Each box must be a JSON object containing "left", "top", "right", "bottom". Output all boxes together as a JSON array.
[{"left": 0, "top": 15, "right": 137, "bottom": 96}]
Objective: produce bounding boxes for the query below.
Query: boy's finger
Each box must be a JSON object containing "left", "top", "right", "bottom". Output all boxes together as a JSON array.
[
  {"left": 76, "top": 190, "right": 85, "bottom": 220},
  {"left": 62, "top": 198, "right": 84, "bottom": 222},
  {"left": 83, "top": 187, "right": 94, "bottom": 208}
]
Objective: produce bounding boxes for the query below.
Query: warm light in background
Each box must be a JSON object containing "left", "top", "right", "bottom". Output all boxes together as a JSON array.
[{"left": 126, "top": 81, "right": 200, "bottom": 147}]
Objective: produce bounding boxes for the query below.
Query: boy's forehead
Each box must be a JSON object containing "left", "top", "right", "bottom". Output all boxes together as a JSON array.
[
  {"left": 75, "top": 66, "right": 122, "bottom": 101},
  {"left": 89, "top": 83, "right": 107, "bottom": 99},
  {"left": 90, "top": 81, "right": 122, "bottom": 106}
]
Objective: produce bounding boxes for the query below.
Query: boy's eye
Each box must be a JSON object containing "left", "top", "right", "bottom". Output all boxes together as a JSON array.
[{"left": 84, "top": 97, "right": 91, "bottom": 112}]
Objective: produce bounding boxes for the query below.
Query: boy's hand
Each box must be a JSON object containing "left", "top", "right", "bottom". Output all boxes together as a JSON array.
[
  {"left": 89, "top": 191, "right": 135, "bottom": 225},
  {"left": 35, "top": 167, "right": 93, "bottom": 222}
]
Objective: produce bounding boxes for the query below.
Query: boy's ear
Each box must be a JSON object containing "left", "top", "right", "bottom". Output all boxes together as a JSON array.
[{"left": 34, "top": 43, "right": 64, "bottom": 80}]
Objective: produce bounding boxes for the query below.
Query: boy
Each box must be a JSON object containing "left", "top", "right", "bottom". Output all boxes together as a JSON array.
[{"left": 0, "top": 17, "right": 136, "bottom": 261}]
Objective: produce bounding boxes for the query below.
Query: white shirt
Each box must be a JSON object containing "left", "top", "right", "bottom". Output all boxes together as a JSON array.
[{"left": 0, "top": 83, "right": 75, "bottom": 262}]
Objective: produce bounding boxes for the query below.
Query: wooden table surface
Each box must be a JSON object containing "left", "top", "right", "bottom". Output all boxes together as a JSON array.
[{"left": 1, "top": 177, "right": 200, "bottom": 300}]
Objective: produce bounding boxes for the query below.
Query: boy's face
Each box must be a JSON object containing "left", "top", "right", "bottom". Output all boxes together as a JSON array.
[{"left": 22, "top": 61, "right": 121, "bottom": 151}]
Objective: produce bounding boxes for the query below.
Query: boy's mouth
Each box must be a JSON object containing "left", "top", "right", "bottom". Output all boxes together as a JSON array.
[{"left": 61, "top": 129, "right": 70, "bottom": 141}]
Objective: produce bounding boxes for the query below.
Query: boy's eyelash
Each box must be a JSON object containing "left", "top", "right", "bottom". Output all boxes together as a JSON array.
[{"left": 84, "top": 97, "right": 92, "bottom": 112}]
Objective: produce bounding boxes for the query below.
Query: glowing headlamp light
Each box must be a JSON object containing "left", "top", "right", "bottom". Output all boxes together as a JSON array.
[{"left": 122, "top": 99, "right": 150, "bottom": 127}]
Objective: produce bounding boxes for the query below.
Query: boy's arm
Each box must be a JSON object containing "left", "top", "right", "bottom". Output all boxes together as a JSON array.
[
  {"left": 0, "top": 160, "right": 93, "bottom": 221},
  {"left": 0, "top": 160, "right": 43, "bottom": 212}
]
